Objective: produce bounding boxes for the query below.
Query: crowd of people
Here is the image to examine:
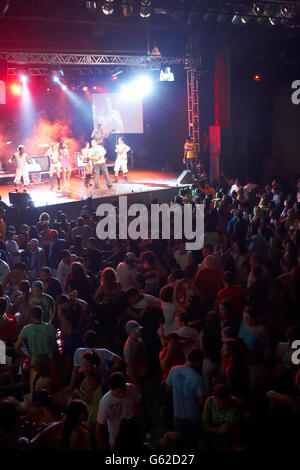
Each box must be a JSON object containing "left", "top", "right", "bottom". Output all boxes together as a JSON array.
[{"left": 1, "top": 174, "right": 300, "bottom": 452}]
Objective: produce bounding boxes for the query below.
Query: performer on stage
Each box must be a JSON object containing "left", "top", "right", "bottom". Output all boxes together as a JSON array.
[
  {"left": 80, "top": 141, "right": 93, "bottom": 188},
  {"left": 95, "top": 95, "right": 123, "bottom": 134},
  {"left": 114, "top": 137, "right": 130, "bottom": 182},
  {"left": 91, "top": 123, "right": 107, "bottom": 145},
  {"left": 45, "top": 142, "right": 61, "bottom": 190},
  {"left": 90, "top": 139, "right": 112, "bottom": 190},
  {"left": 183, "top": 137, "right": 198, "bottom": 180},
  {"left": 10, "top": 145, "right": 31, "bottom": 192},
  {"left": 59, "top": 141, "right": 72, "bottom": 189}
]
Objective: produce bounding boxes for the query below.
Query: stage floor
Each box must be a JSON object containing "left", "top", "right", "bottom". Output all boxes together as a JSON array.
[{"left": 0, "top": 170, "right": 182, "bottom": 208}]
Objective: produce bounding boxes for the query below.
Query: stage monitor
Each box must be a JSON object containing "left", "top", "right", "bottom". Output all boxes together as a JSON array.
[
  {"left": 28, "top": 155, "right": 50, "bottom": 172},
  {"left": 92, "top": 92, "right": 143, "bottom": 134}
]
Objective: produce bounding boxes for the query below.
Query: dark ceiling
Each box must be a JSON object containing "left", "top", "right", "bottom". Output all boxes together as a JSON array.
[{"left": 0, "top": 0, "right": 300, "bottom": 62}]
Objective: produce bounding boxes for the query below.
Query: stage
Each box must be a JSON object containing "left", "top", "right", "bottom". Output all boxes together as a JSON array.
[{"left": 0, "top": 170, "right": 186, "bottom": 223}]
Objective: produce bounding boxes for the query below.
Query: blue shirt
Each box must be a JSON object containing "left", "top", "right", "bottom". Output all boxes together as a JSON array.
[{"left": 166, "top": 365, "right": 205, "bottom": 421}]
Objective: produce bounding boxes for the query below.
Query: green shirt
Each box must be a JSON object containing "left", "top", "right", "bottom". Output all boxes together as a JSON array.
[
  {"left": 202, "top": 396, "right": 239, "bottom": 427},
  {"left": 19, "top": 323, "right": 57, "bottom": 365}
]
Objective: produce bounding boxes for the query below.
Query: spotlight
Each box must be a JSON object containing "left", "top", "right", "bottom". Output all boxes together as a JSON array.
[
  {"left": 82, "top": 86, "right": 88, "bottom": 91},
  {"left": 231, "top": 14, "right": 241, "bottom": 25},
  {"left": 20, "top": 74, "right": 28, "bottom": 83},
  {"left": 62, "top": 84, "right": 67, "bottom": 90},
  {"left": 86, "top": 1, "right": 98, "bottom": 10},
  {"left": 102, "top": 0, "right": 114, "bottom": 15},
  {"left": 122, "top": 0, "right": 133, "bottom": 16},
  {"left": 46, "top": 88, "right": 50, "bottom": 92},
  {"left": 269, "top": 17, "right": 277, "bottom": 26},
  {"left": 10, "top": 83, "right": 22, "bottom": 96},
  {"left": 121, "top": 75, "right": 153, "bottom": 99},
  {"left": 252, "top": 4, "right": 260, "bottom": 16},
  {"left": 253, "top": 74, "right": 261, "bottom": 82},
  {"left": 53, "top": 76, "right": 60, "bottom": 83},
  {"left": 241, "top": 16, "right": 247, "bottom": 24},
  {"left": 140, "top": 0, "right": 151, "bottom": 18},
  {"left": 93, "top": 85, "right": 97, "bottom": 90}
]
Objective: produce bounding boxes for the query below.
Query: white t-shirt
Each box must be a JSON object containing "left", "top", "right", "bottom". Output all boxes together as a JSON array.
[
  {"left": 115, "top": 143, "right": 130, "bottom": 160},
  {"left": 73, "top": 347, "right": 121, "bottom": 385},
  {"left": 161, "top": 301, "right": 176, "bottom": 335},
  {"left": 14, "top": 152, "right": 30, "bottom": 170},
  {"left": 91, "top": 145, "right": 107, "bottom": 164},
  {"left": 97, "top": 383, "right": 140, "bottom": 447},
  {"left": 174, "top": 251, "right": 190, "bottom": 270},
  {"left": 116, "top": 262, "right": 140, "bottom": 290},
  {"left": 56, "top": 260, "right": 71, "bottom": 292}
]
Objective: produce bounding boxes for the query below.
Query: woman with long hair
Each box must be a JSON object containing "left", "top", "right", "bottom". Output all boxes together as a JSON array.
[
  {"left": 59, "top": 141, "right": 72, "bottom": 190},
  {"left": 66, "top": 262, "right": 94, "bottom": 303}
]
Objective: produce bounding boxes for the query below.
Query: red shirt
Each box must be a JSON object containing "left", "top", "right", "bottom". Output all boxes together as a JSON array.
[
  {"left": 215, "top": 284, "right": 244, "bottom": 317},
  {"left": 0, "top": 314, "right": 18, "bottom": 343},
  {"left": 195, "top": 267, "right": 224, "bottom": 304}
]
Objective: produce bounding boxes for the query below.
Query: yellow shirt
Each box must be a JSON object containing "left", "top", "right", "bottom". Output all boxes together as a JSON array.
[{"left": 184, "top": 142, "right": 197, "bottom": 159}]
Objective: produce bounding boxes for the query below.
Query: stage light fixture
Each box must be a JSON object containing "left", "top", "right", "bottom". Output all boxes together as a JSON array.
[
  {"left": 269, "top": 17, "right": 277, "bottom": 26},
  {"left": 82, "top": 86, "right": 88, "bottom": 91},
  {"left": 241, "top": 16, "right": 247, "bottom": 24},
  {"left": 53, "top": 76, "right": 60, "bottom": 83},
  {"left": 62, "top": 84, "right": 67, "bottom": 90},
  {"left": 122, "top": 0, "right": 133, "bottom": 16},
  {"left": 86, "top": 1, "right": 98, "bottom": 10},
  {"left": 102, "top": 0, "right": 114, "bottom": 15},
  {"left": 121, "top": 75, "right": 153, "bottom": 99},
  {"left": 140, "top": 0, "right": 151, "bottom": 18},
  {"left": 252, "top": 4, "right": 260, "bottom": 16},
  {"left": 231, "top": 14, "right": 241, "bottom": 25},
  {"left": 253, "top": 74, "right": 261, "bottom": 82},
  {"left": 93, "top": 85, "right": 97, "bottom": 90},
  {"left": 10, "top": 83, "right": 22, "bottom": 96}
]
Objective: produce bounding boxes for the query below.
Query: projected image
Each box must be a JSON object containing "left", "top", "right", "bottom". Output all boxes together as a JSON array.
[
  {"left": 159, "top": 67, "right": 174, "bottom": 82},
  {"left": 92, "top": 93, "right": 143, "bottom": 134},
  {"left": 28, "top": 155, "right": 50, "bottom": 172}
]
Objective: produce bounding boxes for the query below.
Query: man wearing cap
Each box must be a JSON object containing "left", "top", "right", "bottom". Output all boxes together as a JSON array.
[
  {"left": 165, "top": 349, "right": 205, "bottom": 450},
  {"left": 123, "top": 320, "right": 148, "bottom": 394},
  {"left": 28, "top": 280, "right": 55, "bottom": 323},
  {"left": 116, "top": 252, "right": 143, "bottom": 290},
  {"left": 202, "top": 384, "right": 239, "bottom": 450}
]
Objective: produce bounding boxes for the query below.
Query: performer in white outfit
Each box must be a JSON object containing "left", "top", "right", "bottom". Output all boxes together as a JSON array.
[
  {"left": 80, "top": 141, "right": 93, "bottom": 188},
  {"left": 45, "top": 142, "right": 61, "bottom": 190},
  {"left": 10, "top": 145, "right": 31, "bottom": 192},
  {"left": 114, "top": 137, "right": 130, "bottom": 182}
]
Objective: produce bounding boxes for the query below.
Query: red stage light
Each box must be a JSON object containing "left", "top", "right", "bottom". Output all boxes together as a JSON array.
[
  {"left": 10, "top": 83, "right": 22, "bottom": 96},
  {"left": 46, "top": 87, "right": 50, "bottom": 92},
  {"left": 93, "top": 86, "right": 97, "bottom": 90},
  {"left": 253, "top": 74, "right": 261, "bottom": 82},
  {"left": 111, "top": 76, "right": 117, "bottom": 81}
]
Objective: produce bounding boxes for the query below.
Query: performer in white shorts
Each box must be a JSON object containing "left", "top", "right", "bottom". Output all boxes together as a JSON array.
[
  {"left": 114, "top": 137, "right": 131, "bottom": 182},
  {"left": 45, "top": 142, "right": 61, "bottom": 190},
  {"left": 10, "top": 145, "right": 31, "bottom": 192}
]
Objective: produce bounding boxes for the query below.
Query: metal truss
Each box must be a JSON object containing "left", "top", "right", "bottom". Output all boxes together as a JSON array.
[
  {"left": 187, "top": 68, "right": 200, "bottom": 150},
  {"left": 0, "top": 52, "right": 187, "bottom": 67}
]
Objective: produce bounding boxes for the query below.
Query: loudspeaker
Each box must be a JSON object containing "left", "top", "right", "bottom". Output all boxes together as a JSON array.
[
  {"left": 9, "top": 192, "right": 31, "bottom": 208},
  {"left": 177, "top": 170, "right": 194, "bottom": 185}
]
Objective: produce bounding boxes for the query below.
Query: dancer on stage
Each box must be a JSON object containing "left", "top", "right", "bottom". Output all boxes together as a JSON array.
[
  {"left": 90, "top": 139, "right": 112, "bottom": 190},
  {"left": 10, "top": 145, "right": 31, "bottom": 192},
  {"left": 59, "top": 141, "right": 72, "bottom": 189},
  {"left": 114, "top": 137, "right": 130, "bottom": 182},
  {"left": 80, "top": 141, "right": 93, "bottom": 188},
  {"left": 45, "top": 142, "right": 61, "bottom": 190},
  {"left": 183, "top": 137, "right": 198, "bottom": 180}
]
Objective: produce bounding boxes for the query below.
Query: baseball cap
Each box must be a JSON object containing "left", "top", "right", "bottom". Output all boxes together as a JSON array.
[
  {"left": 124, "top": 252, "right": 137, "bottom": 261},
  {"left": 125, "top": 320, "right": 143, "bottom": 335},
  {"left": 32, "top": 280, "right": 44, "bottom": 290}
]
